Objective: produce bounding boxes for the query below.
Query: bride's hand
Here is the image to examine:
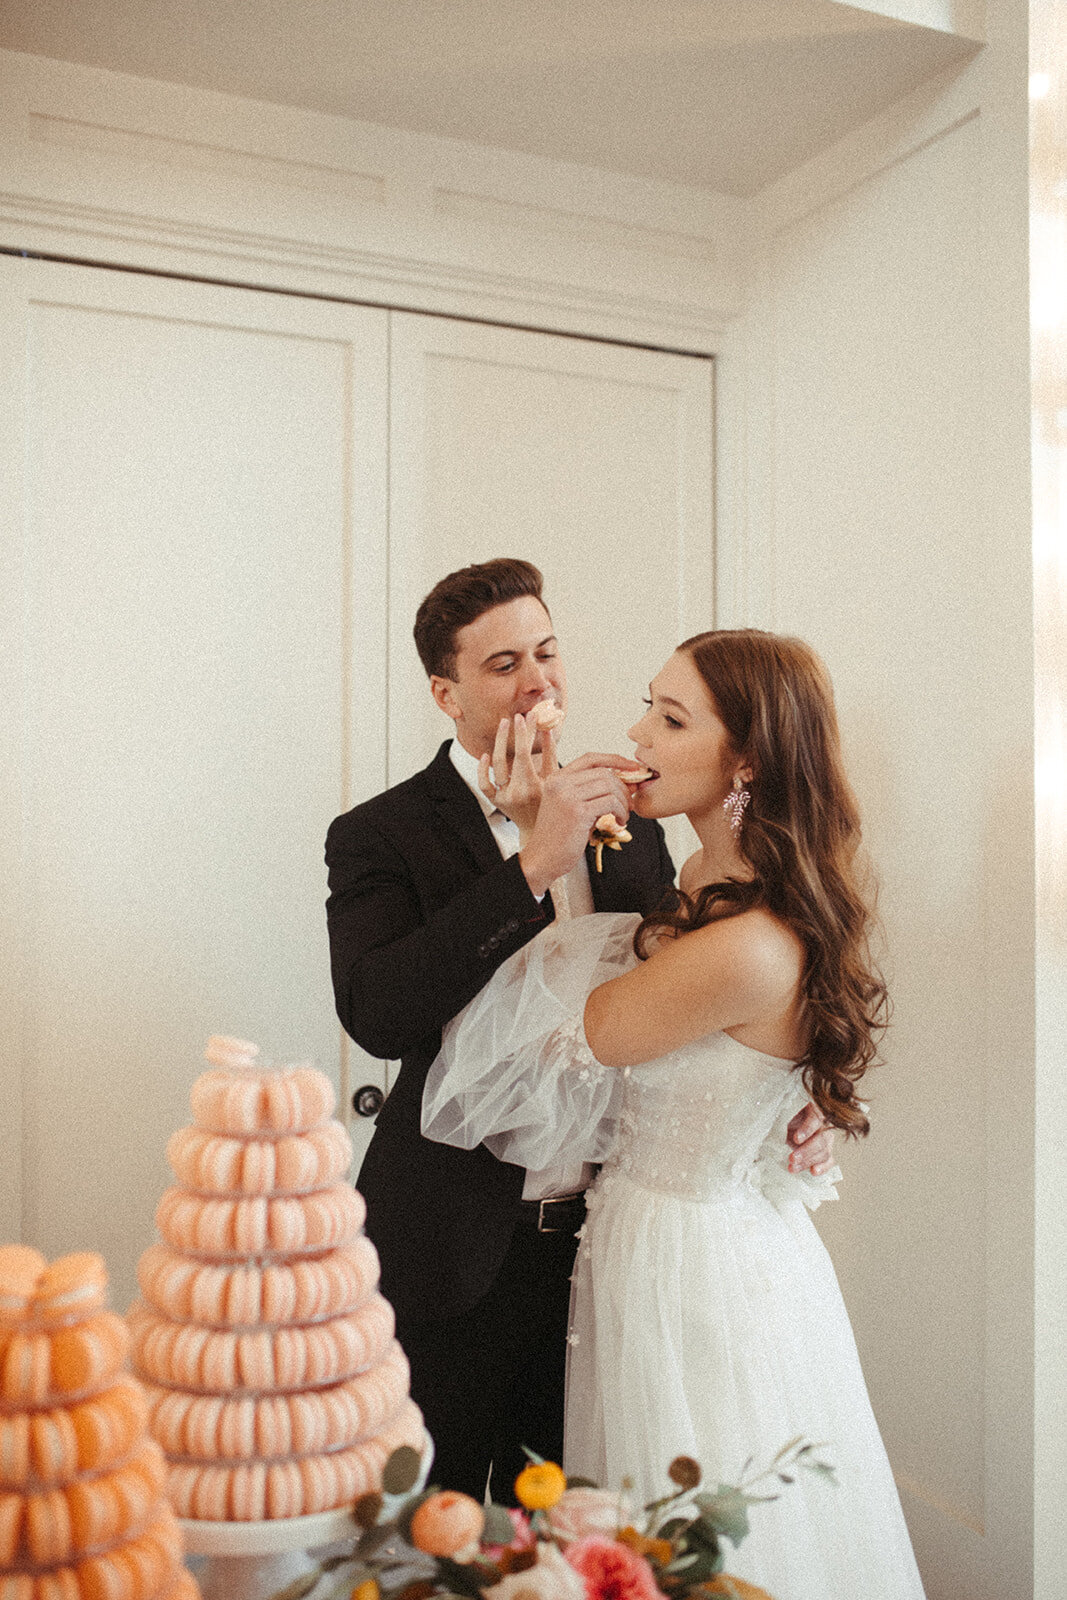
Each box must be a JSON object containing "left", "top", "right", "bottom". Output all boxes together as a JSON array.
[
  {"left": 786, "top": 1103, "right": 836, "bottom": 1175},
  {"left": 478, "top": 714, "right": 558, "bottom": 842}
]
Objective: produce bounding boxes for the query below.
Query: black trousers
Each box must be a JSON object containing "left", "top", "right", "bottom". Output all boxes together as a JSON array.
[{"left": 396, "top": 1209, "right": 580, "bottom": 1503}]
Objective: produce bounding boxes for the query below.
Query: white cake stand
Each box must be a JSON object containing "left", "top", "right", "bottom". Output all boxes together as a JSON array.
[
  {"left": 180, "top": 1436, "right": 434, "bottom": 1600},
  {"left": 181, "top": 1505, "right": 358, "bottom": 1600}
]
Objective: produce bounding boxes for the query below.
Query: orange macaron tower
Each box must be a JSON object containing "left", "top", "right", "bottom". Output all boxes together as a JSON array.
[
  {"left": 0, "top": 1244, "right": 199, "bottom": 1600},
  {"left": 128, "top": 1037, "right": 423, "bottom": 1523}
]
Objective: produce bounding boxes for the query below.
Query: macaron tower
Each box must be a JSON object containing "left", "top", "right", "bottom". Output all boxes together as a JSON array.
[
  {"left": 0, "top": 1244, "right": 199, "bottom": 1600},
  {"left": 128, "top": 1038, "right": 423, "bottom": 1522}
]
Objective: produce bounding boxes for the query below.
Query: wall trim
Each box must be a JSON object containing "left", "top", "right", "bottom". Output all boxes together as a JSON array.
[
  {"left": 0, "top": 191, "right": 735, "bottom": 353},
  {"left": 0, "top": 48, "right": 748, "bottom": 354}
]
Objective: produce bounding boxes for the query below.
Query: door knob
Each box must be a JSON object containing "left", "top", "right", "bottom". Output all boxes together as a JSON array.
[{"left": 352, "top": 1084, "right": 385, "bottom": 1117}]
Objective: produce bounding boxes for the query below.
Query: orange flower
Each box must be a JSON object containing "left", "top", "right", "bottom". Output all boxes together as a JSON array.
[
  {"left": 701, "top": 1577, "right": 776, "bottom": 1599},
  {"left": 515, "top": 1461, "right": 568, "bottom": 1511},
  {"left": 615, "top": 1527, "right": 673, "bottom": 1566},
  {"left": 409, "top": 1490, "right": 486, "bottom": 1556}
]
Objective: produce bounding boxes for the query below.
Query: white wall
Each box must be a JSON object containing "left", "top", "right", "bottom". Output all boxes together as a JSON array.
[{"left": 716, "top": 21, "right": 1035, "bottom": 1599}]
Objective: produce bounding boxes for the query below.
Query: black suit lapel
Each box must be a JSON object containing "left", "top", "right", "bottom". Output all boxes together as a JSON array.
[{"left": 423, "top": 741, "right": 504, "bottom": 877}]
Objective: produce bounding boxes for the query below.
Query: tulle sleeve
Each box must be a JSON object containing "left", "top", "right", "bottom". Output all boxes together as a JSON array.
[
  {"left": 421, "top": 912, "right": 642, "bottom": 1173},
  {"left": 752, "top": 1079, "right": 841, "bottom": 1213}
]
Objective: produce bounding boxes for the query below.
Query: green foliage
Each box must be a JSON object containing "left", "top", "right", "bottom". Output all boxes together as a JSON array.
[
  {"left": 481, "top": 1504, "right": 518, "bottom": 1545},
  {"left": 267, "top": 1437, "right": 835, "bottom": 1600},
  {"left": 383, "top": 1445, "right": 424, "bottom": 1496},
  {"left": 692, "top": 1487, "right": 760, "bottom": 1545}
]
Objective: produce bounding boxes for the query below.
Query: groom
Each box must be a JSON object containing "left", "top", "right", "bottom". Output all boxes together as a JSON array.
[{"left": 325, "top": 557, "right": 831, "bottom": 1500}]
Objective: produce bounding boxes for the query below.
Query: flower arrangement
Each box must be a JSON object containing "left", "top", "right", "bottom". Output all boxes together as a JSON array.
[{"left": 268, "top": 1438, "right": 835, "bottom": 1600}]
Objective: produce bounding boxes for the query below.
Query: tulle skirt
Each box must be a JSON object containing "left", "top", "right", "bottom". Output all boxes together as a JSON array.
[{"left": 565, "top": 1165, "right": 927, "bottom": 1600}]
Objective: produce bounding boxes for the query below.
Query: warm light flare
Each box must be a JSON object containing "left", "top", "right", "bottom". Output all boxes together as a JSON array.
[{"left": 1030, "top": 211, "right": 1067, "bottom": 330}]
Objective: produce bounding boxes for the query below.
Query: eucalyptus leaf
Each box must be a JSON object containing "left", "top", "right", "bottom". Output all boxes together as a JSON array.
[
  {"left": 521, "top": 1446, "right": 546, "bottom": 1464},
  {"left": 482, "top": 1504, "right": 517, "bottom": 1544},
  {"left": 694, "top": 1487, "right": 753, "bottom": 1545},
  {"left": 358, "top": 1524, "right": 402, "bottom": 1559},
  {"left": 665, "top": 1548, "right": 724, "bottom": 1582},
  {"left": 656, "top": 1516, "right": 693, "bottom": 1541},
  {"left": 383, "top": 1445, "right": 424, "bottom": 1495},
  {"left": 806, "top": 1460, "right": 839, "bottom": 1484},
  {"left": 434, "top": 1557, "right": 494, "bottom": 1598}
]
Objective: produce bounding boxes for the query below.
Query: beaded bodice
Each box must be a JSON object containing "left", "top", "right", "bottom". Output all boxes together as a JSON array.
[{"left": 606, "top": 1035, "right": 797, "bottom": 1203}]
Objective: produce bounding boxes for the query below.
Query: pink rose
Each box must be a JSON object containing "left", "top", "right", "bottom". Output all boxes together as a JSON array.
[
  {"left": 547, "top": 1488, "right": 630, "bottom": 1545},
  {"left": 482, "top": 1541, "right": 588, "bottom": 1600},
  {"left": 564, "top": 1536, "right": 663, "bottom": 1600}
]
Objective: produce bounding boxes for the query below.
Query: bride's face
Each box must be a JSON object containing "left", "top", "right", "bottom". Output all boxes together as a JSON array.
[{"left": 626, "top": 650, "right": 747, "bottom": 826}]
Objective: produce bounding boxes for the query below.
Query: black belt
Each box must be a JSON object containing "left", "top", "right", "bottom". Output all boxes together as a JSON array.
[{"left": 519, "top": 1191, "right": 587, "bottom": 1235}]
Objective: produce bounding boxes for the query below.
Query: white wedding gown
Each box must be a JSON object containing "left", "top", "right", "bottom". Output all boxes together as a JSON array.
[{"left": 423, "top": 913, "right": 926, "bottom": 1600}]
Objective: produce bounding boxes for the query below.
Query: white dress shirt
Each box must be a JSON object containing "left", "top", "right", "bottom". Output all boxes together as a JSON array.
[{"left": 448, "top": 739, "right": 595, "bottom": 1200}]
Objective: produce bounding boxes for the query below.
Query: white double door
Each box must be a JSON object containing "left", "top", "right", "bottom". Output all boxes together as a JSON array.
[{"left": 0, "top": 257, "right": 712, "bottom": 1309}]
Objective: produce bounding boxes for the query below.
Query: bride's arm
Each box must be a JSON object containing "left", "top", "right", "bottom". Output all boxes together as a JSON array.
[{"left": 583, "top": 906, "right": 802, "bottom": 1067}]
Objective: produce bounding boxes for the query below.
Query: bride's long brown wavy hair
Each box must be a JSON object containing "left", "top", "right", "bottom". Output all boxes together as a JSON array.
[{"left": 635, "top": 629, "right": 887, "bottom": 1137}]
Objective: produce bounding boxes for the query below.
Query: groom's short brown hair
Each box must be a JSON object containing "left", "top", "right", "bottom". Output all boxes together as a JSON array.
[{"left": 414, "top": 557, "right": 547, "bottom": 679}]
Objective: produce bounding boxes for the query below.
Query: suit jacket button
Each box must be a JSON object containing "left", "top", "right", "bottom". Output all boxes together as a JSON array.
[
  {"left": 487, "top": 934, "right": 500, "bottom": 949},
  {"left": 506, "top": 919, "right": 519, "bottom": 933},
  {"left": 478, "top": 942, "right": 488, "bottom": 958}
]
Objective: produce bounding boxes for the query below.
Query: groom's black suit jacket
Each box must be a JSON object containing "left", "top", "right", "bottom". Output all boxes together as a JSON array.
[{"left": 325, "top": 739, "right": 675, "bottom": 1324}]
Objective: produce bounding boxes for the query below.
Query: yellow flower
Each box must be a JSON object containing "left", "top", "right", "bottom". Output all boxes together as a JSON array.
[
  {"left": 350, "top": 1581, "right": 380, "bottom": 1600},
  {"left": 514, "top": 1461, "right": 568, "bottom": 1510}
]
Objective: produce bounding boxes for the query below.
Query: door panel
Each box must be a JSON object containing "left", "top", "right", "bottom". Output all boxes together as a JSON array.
[
  {"left": 388, "top": 312, "right": 713, "bottom": 871},
  {"left": 0, "top": 259, "right": 389, "bottom": 1306}
]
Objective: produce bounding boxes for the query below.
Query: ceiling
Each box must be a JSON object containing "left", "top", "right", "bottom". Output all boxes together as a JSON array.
[{"left": 0, "top": 1, "right": 981, "bottom": 196}]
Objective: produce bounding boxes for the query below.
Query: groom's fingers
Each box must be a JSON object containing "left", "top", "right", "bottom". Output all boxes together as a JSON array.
[
  {"left": 478, "top": 752, "right": 496, "bottom": 804},
  {"left": 539, "top": 724, "right": 559, "bottom": 778},
  {"left": 550, "top": 766, "right": 631, "bottom": 825},
  {"left": 511, "top": 712, "right": 538, "bottom": 782},
  {"left": 563, "top": 751, "right": 647, "bottom": 775},
  {"left": 490, "top": 717, "right": 511, "bottom": 790}
]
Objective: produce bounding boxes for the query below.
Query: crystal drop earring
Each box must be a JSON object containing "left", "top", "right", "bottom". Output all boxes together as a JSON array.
[{"left": 723, "top": 773, "right": 750, "bottom": 834}]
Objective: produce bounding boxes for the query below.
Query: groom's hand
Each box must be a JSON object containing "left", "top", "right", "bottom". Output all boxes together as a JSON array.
[
  {"left": 519, "top": 753, "right": 644, "bottom": 899},
  {"left": 786, "top": 1103, "right": 836, "bottom": 1175},
  {"left": 479, "top": 714, "right": 558, "bottom": 842}
]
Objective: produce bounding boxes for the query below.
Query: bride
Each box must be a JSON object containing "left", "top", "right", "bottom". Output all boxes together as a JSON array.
[{"left": 423, "top": 628, "right": 926, "bottom": 1600}]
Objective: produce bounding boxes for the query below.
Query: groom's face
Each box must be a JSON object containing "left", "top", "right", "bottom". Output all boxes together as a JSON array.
[{"left": 430, "top": 596, "right": 567, "bottom": 758}]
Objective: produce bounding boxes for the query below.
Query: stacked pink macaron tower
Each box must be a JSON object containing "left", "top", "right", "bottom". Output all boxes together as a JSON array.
[
  {"left": 128, "top": 1038, "right": 423, "bottom": 1523},
  {"left": 0, "top": 1244, "right": 200, "bottom": 1600}
]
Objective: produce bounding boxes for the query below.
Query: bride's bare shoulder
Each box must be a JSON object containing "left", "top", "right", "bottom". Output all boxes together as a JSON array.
[{"left": 689, "top": 905, "right": 804, "bottom": 992}]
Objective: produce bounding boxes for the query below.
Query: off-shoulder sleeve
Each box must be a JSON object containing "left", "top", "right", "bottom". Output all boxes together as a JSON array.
[{"left": 421, "top": 912, "right": 642, "bottom": 1173}]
